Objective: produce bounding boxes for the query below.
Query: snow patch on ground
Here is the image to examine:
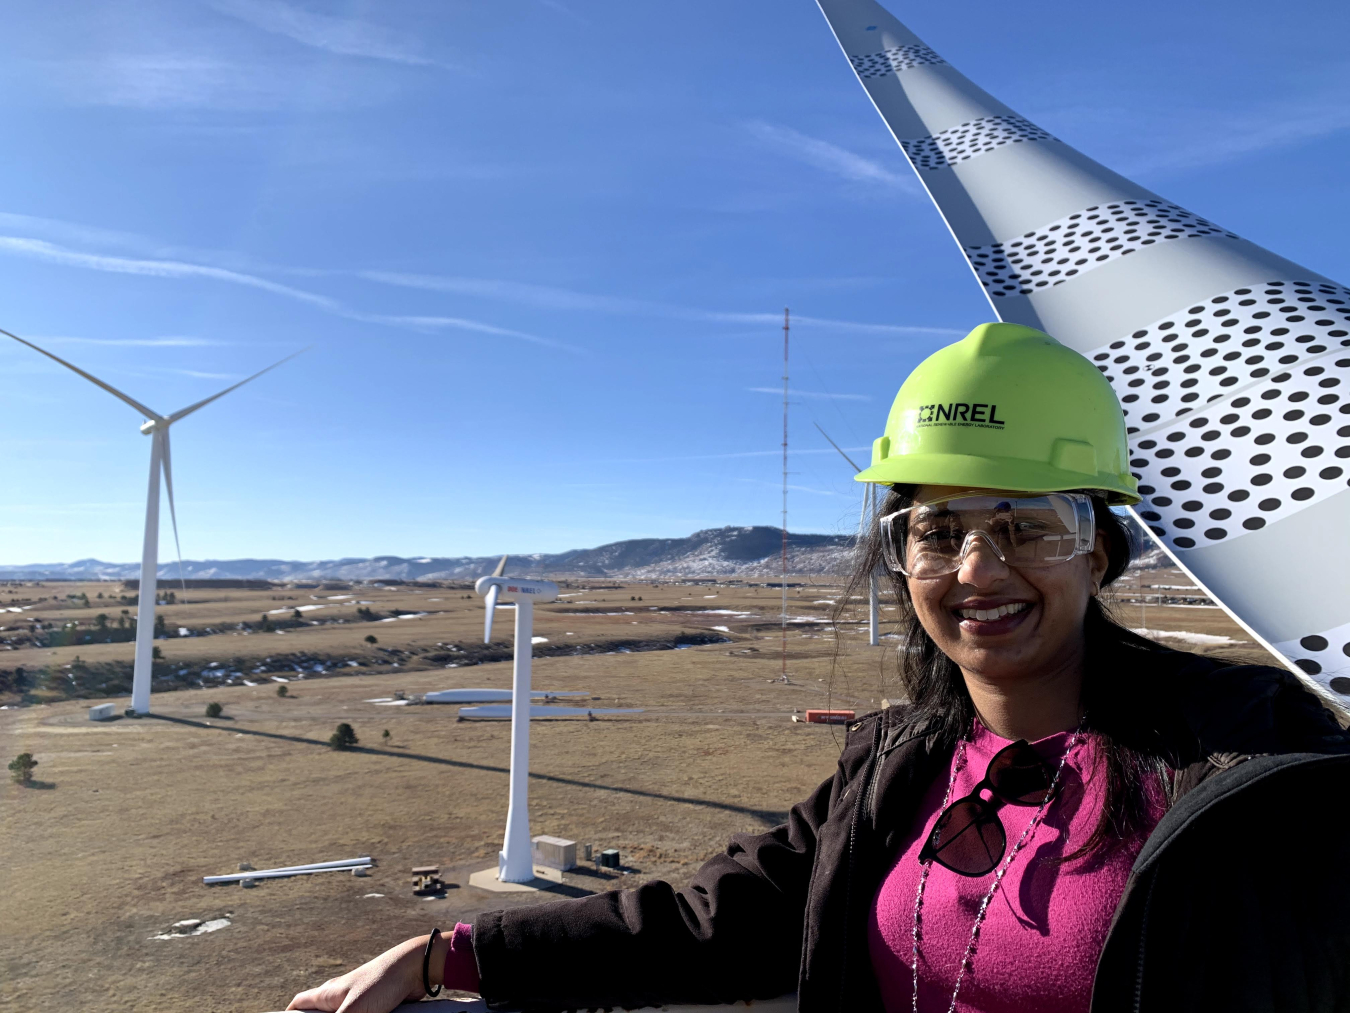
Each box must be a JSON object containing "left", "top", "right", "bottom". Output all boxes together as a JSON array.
[
  {"left": 1132, "top": 628, "right": 1243, "bottom": 647},
  {"left": 151, "top": 917, "right": 231, "bottom": 940}
]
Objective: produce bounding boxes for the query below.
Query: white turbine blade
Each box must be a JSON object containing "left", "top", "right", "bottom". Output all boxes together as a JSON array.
[
  {"left": 492, "top": 554, "right": 509, "bottom": 577},
  {"left": 483, "top": 584, "right": 500, "bottom": 643},
  {"left": 1, "top": 327, "right": 161, "bottom": 420},
  {"left": 814, "top": 421, "right": 861, "bottom": 472},
  {"left": 166, "top": 347, "right": 308, "bottom": 423},
  {"left": 159, "top": 428, "right": 188, "bottom": 597},
  {"left": 814, "top": 0, "right": 1350, "bottom": 693}
]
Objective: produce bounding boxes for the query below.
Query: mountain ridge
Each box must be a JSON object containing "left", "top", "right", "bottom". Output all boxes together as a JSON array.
[
  {"left": 4, "top": 514, "right": 1162, "bottom": 583},
  {"left": 0, "top": 526, "right": 858, "bottom": 582}
]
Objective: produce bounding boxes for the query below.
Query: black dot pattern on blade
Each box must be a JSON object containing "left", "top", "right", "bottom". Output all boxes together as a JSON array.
[
  {"left": 1089, "top": 279, "right": 1350, "bottom": 427},
  {"left": 1123, "top": 349, "right": 1350, "bottom": 551},
  {"left": 849, "top": 44, "right": 946, "bottom": 79},
  {"left": 964, "top": 200, "right": 1237, "bottom": 296},
  {"left": 1276, "top": 624, "right": 1350, "bottom": 691},
  {"left": 900, "top": 115, "right": 1055, "bottom": 171}
]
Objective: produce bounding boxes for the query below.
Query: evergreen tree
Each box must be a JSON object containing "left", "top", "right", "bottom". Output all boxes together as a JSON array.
[
  {"left": 329, "top": 723, "right": 358, "bottom": 750},
  {"left": 8, "top": 752, "right": 37, "bottom": 784}
]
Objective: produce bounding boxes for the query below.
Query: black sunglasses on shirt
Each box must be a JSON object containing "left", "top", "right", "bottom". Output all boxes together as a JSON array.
[{"left": 919, "top": 739, "right": 1060, "bottom": 877}]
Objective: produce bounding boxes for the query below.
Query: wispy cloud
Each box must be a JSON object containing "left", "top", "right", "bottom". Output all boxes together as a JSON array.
[
  {"left": 746, "top": 121, "right": 918, "bottom": 193},
  {"left": 0, "top": 236, "right": 571, "bottom": 351},
  {"left": 25, "top": 335, "right": 223, "bottom": 348},
  {"left": 168, "top": 369, "right": 238, "bottom": 380},
  {"left": 36, "top": 51, "right": 404, "bottom": 111},
  {"left": 1128, "top": 100, "right": 1350, "bottom": 176},
  {"left": 738, "top": 478, "right": 842, "bottom": 497},
  {"left": 598, "top": 446, "right": 870, "bottom": 465},
  {"left": 361, "top": 271, "right": 955, "bottom": 338},
  {"left": 0, "top": 215, "right": 947, "bottom": 352},
  {"left": 1038, "top": 87, "right": 1350, "bottom": 179},
  {"left": 0, "top": 213, "right": 161, "bottom": 256},
  {"left": 747, "top": 387, "right": 870, "bottom": 401},
  {"left": 0, "top": 235, "right": 340, "bottom": 307},
  {"left": 206, "top": 0, "right": 436, "bottom": 66},
  {"left": 41, "top": 55, "right": 360, "bottom": 110},
  {"left": 362, "top": 272, "right": 641, "bottom": 314}
]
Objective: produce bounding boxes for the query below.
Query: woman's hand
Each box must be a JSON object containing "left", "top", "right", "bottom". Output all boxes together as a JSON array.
[{"left": 286, "top": 933, "right": 448, "bottom": 1013}]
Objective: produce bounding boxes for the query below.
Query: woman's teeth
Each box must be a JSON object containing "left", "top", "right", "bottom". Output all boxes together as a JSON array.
[{"left": 957, "top": 602, "right": 1030, "bottom": 622}]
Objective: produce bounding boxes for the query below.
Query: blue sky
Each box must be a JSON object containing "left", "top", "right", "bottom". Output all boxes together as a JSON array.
[{"left": 3, "top": 0, "right": 1349, "bottom": 564}]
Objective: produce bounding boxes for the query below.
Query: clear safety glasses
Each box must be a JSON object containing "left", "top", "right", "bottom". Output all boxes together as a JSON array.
[{"left": 879, "top": 492, "right": 1096, "bottom": 580}]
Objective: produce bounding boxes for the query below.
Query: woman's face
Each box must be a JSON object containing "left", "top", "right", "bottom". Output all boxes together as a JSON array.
[{"left": 904, "top": 485, "right": 1111, "bottom": 682}]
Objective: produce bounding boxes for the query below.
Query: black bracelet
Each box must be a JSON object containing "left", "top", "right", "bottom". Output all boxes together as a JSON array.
[{"left": 422, "top": 927, "right": 443, "bottom": 998}]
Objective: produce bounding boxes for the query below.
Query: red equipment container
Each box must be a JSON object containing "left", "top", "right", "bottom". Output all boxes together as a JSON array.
[{"left": 804, "top": 709, "right": 856, "bottom": 725}]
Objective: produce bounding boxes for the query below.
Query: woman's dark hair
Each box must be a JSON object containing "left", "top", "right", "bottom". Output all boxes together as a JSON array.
[{"left": 840, "top": 485, "right": 1173, "bottom": 860}]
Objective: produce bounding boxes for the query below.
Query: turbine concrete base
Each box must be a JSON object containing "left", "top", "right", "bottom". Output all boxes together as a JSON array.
[{"left": 468, "top": 865, "right": 562, "bottom": 893}]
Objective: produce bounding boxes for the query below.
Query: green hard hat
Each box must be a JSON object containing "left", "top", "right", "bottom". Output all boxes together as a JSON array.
[{"left": 857, "top": 322, "right": 1140, "bottom": 504}]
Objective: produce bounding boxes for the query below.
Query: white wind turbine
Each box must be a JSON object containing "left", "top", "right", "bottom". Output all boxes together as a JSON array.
[
  {"left": 3, "top": 328, "right": 302, "bottom": 714},
  {"left": 476, "top": 555, "right": 559, "bottom": 884}
]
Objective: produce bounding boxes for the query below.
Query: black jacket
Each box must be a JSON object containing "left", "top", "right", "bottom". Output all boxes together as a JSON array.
[{"left": 474, "top": 651, "right": 1350, "bottom": 1012}]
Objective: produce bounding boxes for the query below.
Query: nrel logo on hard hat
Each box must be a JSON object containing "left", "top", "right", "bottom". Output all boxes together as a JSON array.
[
  {"left": 855, "top": 322, "right": 1139, "bottom": 505},
  {"left": 914, "top": 402, "right": 1007, "bottom": 429}
]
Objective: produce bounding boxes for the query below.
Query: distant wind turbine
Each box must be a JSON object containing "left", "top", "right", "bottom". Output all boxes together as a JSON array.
[
  {"left": 815, "top": 422, "right": 879, "bottom": 646},
  {"left": 2, "top": 328, "right": 303, "bottom": 714}
]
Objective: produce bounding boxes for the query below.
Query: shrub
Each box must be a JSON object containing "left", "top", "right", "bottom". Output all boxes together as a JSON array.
[
  {"left": 381, "top": 729, "right": 391, "bottom": 743},
  {"left": 276, "top": 684, "right": 288, "bottom": 697},
  {"left": 329, "top": 723, "right": 358, "bottom": 750},
  {"left": 152, "top": 646, "right": 163, "bottom": 660},
  {"left": 364, "top": 635, "right": 378, "bottom": 646},
  {"left": 205, "top": 702, "right": 223, "bottom": 718},
  {"left": 8, "top": 752, "right": 37, "bottom": 784}
]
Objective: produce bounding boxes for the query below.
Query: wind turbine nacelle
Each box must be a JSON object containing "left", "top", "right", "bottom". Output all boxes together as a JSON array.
[{"left": 474, "top": 576, "right": 559, "bottom": 603}]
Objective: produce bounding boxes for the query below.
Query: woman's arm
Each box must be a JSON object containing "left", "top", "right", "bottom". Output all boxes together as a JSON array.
[
  {"left": 472, "top": 762, "right": 849, "bottom": 1011},
  {"left": 280, "top": 717, "right": 876, "bottom": 1013},
  {"left": 285, "top": 930, "right": 453, "bottom": 1013}
]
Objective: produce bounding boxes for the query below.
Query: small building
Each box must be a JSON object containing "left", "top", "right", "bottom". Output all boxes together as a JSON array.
[{"left": 531, "top": 835, "right": 577, "bottom": 871}]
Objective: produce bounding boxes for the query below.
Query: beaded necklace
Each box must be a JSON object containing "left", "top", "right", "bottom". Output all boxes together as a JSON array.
[{"left": 910, "top": 723, "right": 1083, "bottom": 1013}]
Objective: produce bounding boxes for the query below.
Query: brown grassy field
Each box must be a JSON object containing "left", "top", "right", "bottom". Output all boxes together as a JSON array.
[{"left": 0, "top": 573, "right": 1281, "bottom": 1012}]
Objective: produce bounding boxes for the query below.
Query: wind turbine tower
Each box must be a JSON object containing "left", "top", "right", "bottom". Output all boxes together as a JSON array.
[
  {"left": 3, "top": 329, "right": 301, "bottom": 714},
  {"left": 476, "top": 556, "right": 560, "bottom": 884}
]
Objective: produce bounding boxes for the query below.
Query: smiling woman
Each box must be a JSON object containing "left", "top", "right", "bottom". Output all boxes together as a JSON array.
[{"left": 285, "top": 324, "right": 1350, "bottom": 1013}]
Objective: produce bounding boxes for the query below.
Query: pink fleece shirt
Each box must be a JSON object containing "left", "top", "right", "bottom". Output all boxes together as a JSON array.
[
  {"left": 868, "top": 723, "right": 1160, "bottom": 1013},
  {"left": 442, "top": 922, "right": 479, "bottom": 993}
]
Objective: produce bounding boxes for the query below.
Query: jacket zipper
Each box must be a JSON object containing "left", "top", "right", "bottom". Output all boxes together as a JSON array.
[
  {"left": 839, "top": 718, "right": 885, "bottom": 1001},
  {"left": 1131, "top": 873, "right": 1158, "bottom": 1013}
]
